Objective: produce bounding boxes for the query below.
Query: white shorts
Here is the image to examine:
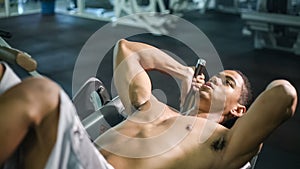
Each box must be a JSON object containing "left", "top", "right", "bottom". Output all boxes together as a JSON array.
[{"left": 45, "top": 90, "right": 114, "bottom": 169}]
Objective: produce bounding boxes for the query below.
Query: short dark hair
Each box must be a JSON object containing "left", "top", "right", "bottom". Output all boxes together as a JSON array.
[
  {"left": 235, "top": 70, "right": 252, "bottom": 107},
  {"left": 222, "top": 70, "right": 252, "bottom": 129}
]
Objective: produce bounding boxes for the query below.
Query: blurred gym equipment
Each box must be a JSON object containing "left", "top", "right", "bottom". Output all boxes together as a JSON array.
[{"left": 242, "top": 0, "right": 300, "bottom": 55}]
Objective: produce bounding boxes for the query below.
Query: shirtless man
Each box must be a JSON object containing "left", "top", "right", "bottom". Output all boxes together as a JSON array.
[
  {"left": 95, "top": 39, "right": 298, "bottom": 169},
  {"left": 0, "top": 39, "right": 297, "bottom": 169}
]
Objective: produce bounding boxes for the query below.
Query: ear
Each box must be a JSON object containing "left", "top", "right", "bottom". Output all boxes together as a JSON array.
[{"left": 230, "top": 104, "right": 246, "bottom": 117}]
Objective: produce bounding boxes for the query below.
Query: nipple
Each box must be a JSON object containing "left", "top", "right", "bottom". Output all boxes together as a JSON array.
[{"left": 186, "top": 124, "right": 193, "bottom": 131}]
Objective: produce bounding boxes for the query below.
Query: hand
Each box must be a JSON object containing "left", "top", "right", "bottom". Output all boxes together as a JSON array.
[{"left": 191, "top": 73, "right": 205, "bottom": 92}]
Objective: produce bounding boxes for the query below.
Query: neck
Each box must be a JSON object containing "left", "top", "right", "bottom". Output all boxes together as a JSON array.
[{"left": 196, "top": 108, "right": 224, "bottom": 123}]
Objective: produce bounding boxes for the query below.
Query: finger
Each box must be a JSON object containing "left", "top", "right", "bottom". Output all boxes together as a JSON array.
[
  {"left": 196, "top": 74, "right": 205, "bottom": 81},
  {"left": 192, "top": 82, "right": 201, "bottom": 89},
  {"left": 192, "top": 85, "right": 199, "bottom": 92},
  {"left": 192, "top": 77, "right": 197, "bottom": 83}
]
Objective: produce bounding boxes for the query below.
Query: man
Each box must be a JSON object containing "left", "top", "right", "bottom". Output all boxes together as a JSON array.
[
  {"left": 95, "top": 39, "right": 298, "bottom": 169},
  {"left": 0, "top": 39, "right": 297, "bottom": 169},
  {"left": 110, "top": 39, "right": 251, "bottom": 125},
  {"left": 0, "top": 49, "right": 247, "bottom": 168}
]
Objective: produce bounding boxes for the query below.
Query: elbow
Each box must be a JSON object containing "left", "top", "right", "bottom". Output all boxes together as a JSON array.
[
  {"left": 115, "top": 39, "right": 127, "bottom": 52},
  {"left": 270, "top": 80, "right": 298, "bottom": 118},
  {"left": 113, "top": 39, "right": 130, "bottom": 69},
  {"left": 118, "top": 38, "right": 128, "bottom": 46}
]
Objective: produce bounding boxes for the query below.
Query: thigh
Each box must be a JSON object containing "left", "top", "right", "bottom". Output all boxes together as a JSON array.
[{"left": 22, "top": 106, "right": 59, "bottom": 169}]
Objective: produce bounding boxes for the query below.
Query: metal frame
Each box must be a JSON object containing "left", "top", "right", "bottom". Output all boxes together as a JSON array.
[
  {"left": 112, "top": 0, "right": 172, "bottom": 35},
  {"left": 242, "top": 11, "right": 300, "bottom": 55}
]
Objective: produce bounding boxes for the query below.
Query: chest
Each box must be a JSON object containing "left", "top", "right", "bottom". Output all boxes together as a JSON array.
[
  {"left": 96, "top": 116, "right": 228, "bottom": 169},
  {"left": 101, "top": 137, "right": 217, "bottom": 169}
]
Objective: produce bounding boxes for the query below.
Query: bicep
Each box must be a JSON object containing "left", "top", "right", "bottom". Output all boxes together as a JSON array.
[
  {"left": 113, "top": 39, "right": 152, "bottom": 112},
  {"left": 223, "top": 83, "right": 297, "bottom": 167}
]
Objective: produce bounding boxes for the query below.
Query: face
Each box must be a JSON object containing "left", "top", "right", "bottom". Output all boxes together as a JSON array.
[{"left": 197, "top": 70, "right": 245, "bottom": 118}]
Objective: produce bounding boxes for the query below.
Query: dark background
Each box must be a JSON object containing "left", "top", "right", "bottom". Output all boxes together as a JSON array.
[{"left": 0, "top": 10, "right": 299, "bottom": 168}]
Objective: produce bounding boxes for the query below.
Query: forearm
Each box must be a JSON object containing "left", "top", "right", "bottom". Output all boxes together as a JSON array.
[
  {"left": 139, "top": 49, "right": 192, "bottom": 80},
  {"left": 115, "top": 39, "right": 193, "bottom": 81}
]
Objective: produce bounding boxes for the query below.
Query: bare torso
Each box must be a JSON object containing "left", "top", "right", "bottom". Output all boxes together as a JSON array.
[{"left": 95, "top": 99, "right": 232, "bottom": 169}]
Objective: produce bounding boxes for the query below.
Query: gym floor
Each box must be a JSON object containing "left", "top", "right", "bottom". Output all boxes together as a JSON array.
[{"left": 0, "top": 9, "right": 300, "bottom": 169}]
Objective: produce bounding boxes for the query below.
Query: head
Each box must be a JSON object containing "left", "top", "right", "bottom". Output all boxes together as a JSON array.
[{"left": 196, "top": 70, "right": 252, "bottom": 123}]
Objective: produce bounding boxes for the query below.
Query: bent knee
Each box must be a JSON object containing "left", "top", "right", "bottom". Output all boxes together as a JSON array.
[{"left": 20, "top": 77, "right": 61, "bottom": 126}]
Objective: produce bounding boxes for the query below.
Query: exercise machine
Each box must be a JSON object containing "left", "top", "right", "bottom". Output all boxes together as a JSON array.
[
  {"left": 242, "top": 0, "right": 300, "bottom": 55},
  {"left": 112, "top": 0, "right": 177, "bottom": 35},
  {"left": 0, "top": 30, "right": 38, "bottom": 74},
  {"left": 214, "top": 0, "right": 257, "bottom": 13},
  {"left": 0, "top": 30, "right": 125, "bottom": 142}
]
